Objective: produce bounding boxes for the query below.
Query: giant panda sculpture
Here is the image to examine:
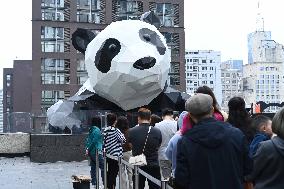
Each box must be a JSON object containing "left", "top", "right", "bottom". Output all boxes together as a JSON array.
[{"left": 49, "top": 12, "right": 189, "bottom": 123}]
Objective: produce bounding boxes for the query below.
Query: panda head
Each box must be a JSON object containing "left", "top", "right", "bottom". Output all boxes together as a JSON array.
[{"left": 72, "top": 12, "right": 171, "bottom": 111}]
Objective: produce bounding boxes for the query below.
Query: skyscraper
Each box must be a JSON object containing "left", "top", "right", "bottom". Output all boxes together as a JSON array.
[
  {"left": 243, "top": 31, "right": 284, "bottom": 112},
  {"left": 32, "top": 0, "right": 185, "bottom": 131}
]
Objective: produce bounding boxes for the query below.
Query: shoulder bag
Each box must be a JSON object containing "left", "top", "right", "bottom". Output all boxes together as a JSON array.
[{"left": 129, "top": 126, "right": 152, "bottom": 166}]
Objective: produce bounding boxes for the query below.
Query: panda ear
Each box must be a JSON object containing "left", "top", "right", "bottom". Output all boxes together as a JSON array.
[
  {"left": 140, "top": 11, "right": 161, "bottom": 29},
  {"left": 72, "top": 28, "right": 96, "bottom": 54}
]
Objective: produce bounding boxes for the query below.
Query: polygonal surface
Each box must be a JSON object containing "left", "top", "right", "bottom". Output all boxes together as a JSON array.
[
  {"left": 84, "top": 20, "right": 171, "bottom": 110},
  {"left": 140, "top": 11, "right": 161, "bottom": 28}
]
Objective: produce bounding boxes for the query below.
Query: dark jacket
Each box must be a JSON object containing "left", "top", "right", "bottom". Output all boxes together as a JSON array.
[
  {"left": 175, "top": 117, "right": 252, "bottom": 189},
  {"left": 247, "top": 136, "right": 284, "bottom": 189},
  {"left": 249, "top": 132, "right": 270, "bottom": 158},
  {"left": 129, "top": 123, "right": 162, "bottom": 166}
]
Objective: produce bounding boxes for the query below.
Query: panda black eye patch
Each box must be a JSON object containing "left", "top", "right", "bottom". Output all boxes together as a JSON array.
[
  {"left": 139, "top": 28, "right": 166, "bottom": 55},
  {"left": 95, "top": 38, "right": 121, "bottom": 73}
]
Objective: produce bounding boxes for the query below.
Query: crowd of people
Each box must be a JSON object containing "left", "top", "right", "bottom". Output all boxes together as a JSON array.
[{"left": 85, "top": 86, "right": 284, "bottom": 189}]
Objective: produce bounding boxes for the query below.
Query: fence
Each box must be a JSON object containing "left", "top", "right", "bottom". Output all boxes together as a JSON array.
[
  {"left": 94, "top": 149, "right": 173, "bottom": 189},
  {"left": 2, "top": 111, "right": 140, "bottom": 134}
]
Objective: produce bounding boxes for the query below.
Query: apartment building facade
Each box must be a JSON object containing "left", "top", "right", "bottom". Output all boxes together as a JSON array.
[
  {"left": 185, "top": 50, "right": 222, "bottom": 105},
  {"left": 221, "top": 60, "right": 243, "bottom": 111}
]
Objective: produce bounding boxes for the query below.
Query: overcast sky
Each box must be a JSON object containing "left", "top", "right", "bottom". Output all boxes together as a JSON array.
[{"left": 0, "top": 0, "right": 284, "bottom": 88}]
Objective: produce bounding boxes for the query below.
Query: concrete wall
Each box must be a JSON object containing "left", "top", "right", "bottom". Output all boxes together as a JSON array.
[
  {"left": 30, "top": 134, "right": 87, "bottom": 163},
  {"left": 0, "top": 133, "right": 30, "bottom": 154}
]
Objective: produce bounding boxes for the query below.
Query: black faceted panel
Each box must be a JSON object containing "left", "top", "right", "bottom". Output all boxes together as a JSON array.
[
  {"left": 95, "top": 38, "right": 121, "bottom": 73},
  {"left": 139, "top": 28, "right": 166, "bottom": 55},
  {"left": 72, "top": 28, "right": 96, "bottom": 54},
  {"left": 133, "top": 56, "right": 156, "bottom": 70},
  {"left": 141, "top": 11, "right": 161, "bottom": 29}
]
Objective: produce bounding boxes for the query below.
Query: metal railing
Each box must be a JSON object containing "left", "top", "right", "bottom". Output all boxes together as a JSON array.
[{"left": 94, "top": 149, "right": 173, "bottom": 189}]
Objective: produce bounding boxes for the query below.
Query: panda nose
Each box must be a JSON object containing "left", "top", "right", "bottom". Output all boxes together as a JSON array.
[{"left": 133, "top": 57, "right": 156, "bottom": 70}]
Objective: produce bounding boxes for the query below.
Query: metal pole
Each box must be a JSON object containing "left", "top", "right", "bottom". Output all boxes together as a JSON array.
[
  {"left": 161, "top": 180, "right": 167, "bottom": 189},
  {"left": 103, "top": 149, "right": 107, "bottom": 189},
  {"left": 118, "top": 157, "right": 122, "bottom": 189},
  {"left": 95, "top": 149, "right": 99, "bottom": 189},
  {"left": 134, "top": 165, "right": 139, "bottom": 189}
]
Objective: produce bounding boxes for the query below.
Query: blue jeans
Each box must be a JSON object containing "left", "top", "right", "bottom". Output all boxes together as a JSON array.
[{"left": 90, "top": 154, "right": 104, "bottom": 186}]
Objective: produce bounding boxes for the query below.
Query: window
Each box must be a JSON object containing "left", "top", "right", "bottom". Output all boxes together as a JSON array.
[
  {"left": 77, "top": 59, "right": 88, "bottom": 85},
  {"left": 6, "top": 74, "right": 11, "bottom": 87},
  {"left": 202, "top": 60, "right": 206, "bottom": 63},
  {"left": 41, "top": 90, "right": 69, "bottom": 111},
  {"left": 210, "top": 67, "right": 214, "bottom": 70},
  {"left": 77, "top": 0, "right": 105, "bottom": 23},
  {"left": 162, "top": 32, "right": 180, "bottom": 57},
  {"left": 169, "top": 62, "right": 180, "bottom": 85},
  {"left": 210, "top": 81, "right": 213, "bottom": 84},
  {"left": 41, "top": 0, "right": 69, "bottom": 21},
  {"left": 116, "top": 0, "right": 143, "bottom": 21},
  {"left": 260, "top": 75, "right": 264, "bottom": 79},
  {"left": 152, "top": 3, "right": 179, "bottom": 27},
  {"left": 41, "top": 26, "right": 70, "bottom": 52},
  {"left": 210, "top": 60, "right": 213, "bottom": 63},
  {"left": 41, "top": 59, "right": 70, "bottom": 84}
]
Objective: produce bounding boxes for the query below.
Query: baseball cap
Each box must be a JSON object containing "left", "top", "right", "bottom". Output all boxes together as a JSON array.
[{"left": 185, "top": 93, "right": 213, "bottom": 116}]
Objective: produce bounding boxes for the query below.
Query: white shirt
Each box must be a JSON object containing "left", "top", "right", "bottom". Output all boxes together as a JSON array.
[{"left": 155, "top": 119, "right": 177, "bottom": 160}]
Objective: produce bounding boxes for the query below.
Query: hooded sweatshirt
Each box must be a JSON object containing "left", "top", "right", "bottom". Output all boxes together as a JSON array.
[
  {"left": 175, "top": 117, "right": 252, "bottom": 189},
  {"left": 247, "top": 136, "right": 284, "bottom": 189}
]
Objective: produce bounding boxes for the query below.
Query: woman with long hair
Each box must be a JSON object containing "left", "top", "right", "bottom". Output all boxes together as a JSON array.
[
  {"left": 180, "top": 86, "right": 225, "bottom": 135},
  {"left": 227, "top": 97, "right": 254, "bottom": 143}
]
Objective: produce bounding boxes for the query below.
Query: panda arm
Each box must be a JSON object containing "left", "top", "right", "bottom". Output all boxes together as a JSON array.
[{"left": 75, "top": 78, "right": 96, "bottom": 96}]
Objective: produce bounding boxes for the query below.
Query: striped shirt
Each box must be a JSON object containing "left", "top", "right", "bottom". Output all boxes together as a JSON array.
[{"left": 103, "top": 126, "right": 126, "bottom": 157}]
